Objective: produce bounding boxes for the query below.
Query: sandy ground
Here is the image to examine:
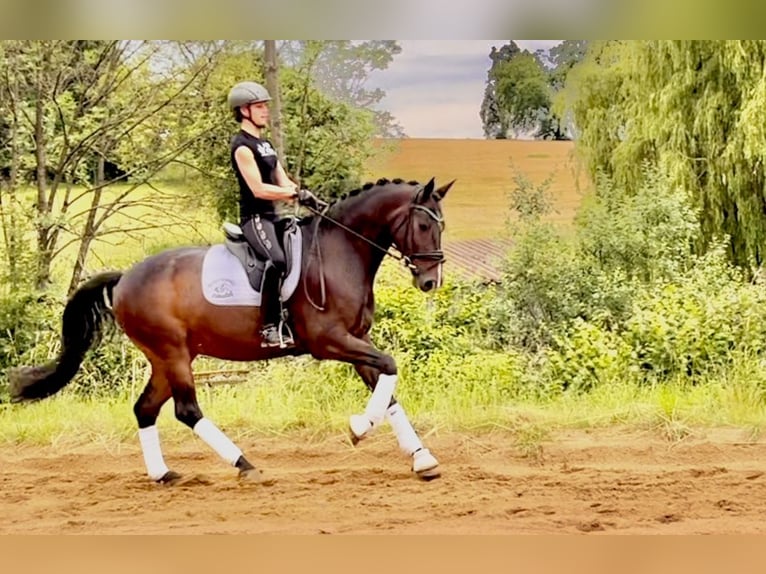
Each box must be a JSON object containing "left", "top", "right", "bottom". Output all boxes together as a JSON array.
[{"left": 2, "top": 427, "right": 766, "bottom": 535}]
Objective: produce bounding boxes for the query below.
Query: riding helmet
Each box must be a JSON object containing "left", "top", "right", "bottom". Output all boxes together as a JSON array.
[{"left": 227, "top": 81, "right": 272, "bottom": 110}]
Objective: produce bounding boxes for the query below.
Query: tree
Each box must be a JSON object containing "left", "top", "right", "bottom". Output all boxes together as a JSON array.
[
  {"left": 184, "top": 44, "right": 378, "bottom": 223},
  {"left": 263, "top": 41, "right": 285, "bottom": 163},
  {"left": 0, "top": 40, "right": 224, "bottom": 292},
  {"left": 562, "top": 40, "right": 766, "bottom": 269},
  {"left": 493, "top": 51, "right": 551, "bottom": 138},
  {"left": 281, "top": 41, "right": 404, "bottom": 137},
  {"left": 548, "top": 40, "right": 589, "bottom": 91},
  {"left": 481, "top": 41, "right": 587, "bottom": 140},
  {"left": 545, "top": 40, "right": 589, "bottom": 139},
  {"left": 480, "top": 42, "right": 521, "bottom": 138}
]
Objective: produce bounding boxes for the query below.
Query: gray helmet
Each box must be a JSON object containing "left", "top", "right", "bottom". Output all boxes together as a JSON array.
[{"left": 227, "top": 81, "right": 271, "bottom": 110}]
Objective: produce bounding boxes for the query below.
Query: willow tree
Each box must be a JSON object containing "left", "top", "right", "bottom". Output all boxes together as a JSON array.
[{"left": 563, "top": 40, "right": 766, "bottom": 268}]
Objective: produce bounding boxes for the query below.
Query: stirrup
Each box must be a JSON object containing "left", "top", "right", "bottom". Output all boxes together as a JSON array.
[
  {"left": 277, "top": 318, "right": 294, "bottom": 349},
  {"left": 260, "top": 322, "right": 294, "bottom": 349}
]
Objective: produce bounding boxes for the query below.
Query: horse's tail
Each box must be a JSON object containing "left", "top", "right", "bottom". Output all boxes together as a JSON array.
[{"left": 8, "top": 271, "right": 124, "bottom": 403}]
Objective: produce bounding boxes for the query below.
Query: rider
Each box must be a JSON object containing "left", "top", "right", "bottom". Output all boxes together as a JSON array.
[{"left": 227, "top": 80, "right": 320, "bottom": 347}]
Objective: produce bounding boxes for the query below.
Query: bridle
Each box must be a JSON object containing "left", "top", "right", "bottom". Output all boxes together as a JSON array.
[
  {"left": 391, "top": 204, "right": 446, "bottom": 275},
  {"left": 300, "top": 189, "right": 445, "bottom": 310}
]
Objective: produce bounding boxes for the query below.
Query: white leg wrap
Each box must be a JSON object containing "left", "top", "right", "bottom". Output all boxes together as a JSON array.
[
  {"left": 193, "top": 418, "right": 243, "bottom": 466},
  {"left": 138, "top": 425, "right": 170, "bottom": 481},
  {"left": 412, "top": 448, "right": 439, "bottom": 473},
  {"left": 364, "top": 373, "right": 397, "bottom": 426},
  {"left": 385, "top": 403, "right": 423, "bottom": 456}
]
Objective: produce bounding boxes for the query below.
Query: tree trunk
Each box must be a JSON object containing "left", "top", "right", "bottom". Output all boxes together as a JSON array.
[
  {"left": 68, "top": 156, "right": 104, "bottom": 294},
  {"left": 34, "top": 64, "right": 53, "bottom": 290},
  {"left": 264, "top": 41, "right": 285, "bottom": 163}
]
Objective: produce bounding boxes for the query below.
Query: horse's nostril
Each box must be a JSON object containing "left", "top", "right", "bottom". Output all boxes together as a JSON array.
[{"left": 422, "top": 280, "right": 436, "bottom": 292}]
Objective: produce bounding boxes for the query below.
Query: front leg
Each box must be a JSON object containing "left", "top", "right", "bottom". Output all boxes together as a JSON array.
[
  {"left": 311, "top": 329, "right": 399, "bottom": 434},
  {"left": 354, "top": 352, "right": 440, "bottom": 480},
  {"left": 310, "top": 329, "right": 440, "bottom": 479}
]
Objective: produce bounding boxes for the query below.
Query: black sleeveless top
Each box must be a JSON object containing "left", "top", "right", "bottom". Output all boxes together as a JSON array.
[{"left": 230, "top": 130, "right": 279, "bottom": 222}]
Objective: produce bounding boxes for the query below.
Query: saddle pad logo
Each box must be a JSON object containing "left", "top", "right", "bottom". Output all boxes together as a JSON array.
[{"left": 210, "top": 278, "right": 234, "bottom": 299}]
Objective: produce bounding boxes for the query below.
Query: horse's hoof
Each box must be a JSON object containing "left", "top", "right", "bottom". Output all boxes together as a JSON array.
[
  {"left": 416, "top": 466, "right": 442, "bottom": 481},
  {"left": 412, "top": 448, "right": 441, "bottom": 481},
  {"left": 239, "top": 467, "right": 262, "bottom": 481},
  {"left": 348, "top": 414, "right": 373, "bottom": 445},
  {"left": 239, "top": 467, "right": 276, "bottom": 486},
  {"left": 157, "top": 470, "right": 183, "bottom": 485}
]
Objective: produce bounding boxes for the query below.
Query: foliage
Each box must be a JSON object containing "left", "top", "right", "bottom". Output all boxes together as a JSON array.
[
  {"left": 562, "top": 40, "right": 766, "bottom": 269},
  {"left": 574, "top": 166, "right": 700, "bottom": 283},
  {"left": 0, "top": 40, "right": 223, "bottom": 292},
  {"left": 622, "top": 245, "right": 766, "bottom": 380},
  {"left": 0, "top": 289, "right": 147, "bottom": 400},
  {"left": 480, "top": 42, "right": 522, "bottom": 139},
  {"left": 0, "top": 40, "right": 390, "bottom": 295},
  {"left": 184, "top": 45, "right": 378, "bottom": 223},
  {"left": 481, "top": 41, "right": 587, "bottom": 140},
  {"left": 280, "top": 40, "right": 404, "bottom": 137},
  {"left": 493, "top": 52, "right": 552, "bottom": 138},
  {"left": 546, "top": 318, "right": 633, "bottom": 393},
  {"left": 370, "top": 264, "right": 496, "bottom": 359},
  {"left": 0, "top": 292, "right": 60, "bottom": 377},
  {"left": 487, "top": 165, "right": 703, "bottom": 353}
]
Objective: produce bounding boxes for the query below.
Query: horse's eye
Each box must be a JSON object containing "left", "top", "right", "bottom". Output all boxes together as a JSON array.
[{"left": 419, "top": 223, "right": 428, "bottom": 232}]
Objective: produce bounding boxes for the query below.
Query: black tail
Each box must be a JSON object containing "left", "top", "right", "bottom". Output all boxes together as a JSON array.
[{"left": 8, "top": 271, "right": 123, "bottom": 402}]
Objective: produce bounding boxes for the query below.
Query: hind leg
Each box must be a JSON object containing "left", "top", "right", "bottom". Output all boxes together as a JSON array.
[
  {"left": 162, "top": 355, "right": 264, "bottom": 482},
  {"left": 354, "top": 363, "right": 440, "bottom": 481},
  {"left": 134, "top": 371, "right": 177, "bottom": 483}
]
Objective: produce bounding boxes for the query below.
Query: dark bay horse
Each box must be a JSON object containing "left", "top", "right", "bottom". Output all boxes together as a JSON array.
[{"left": 9, "top": 177, "right": 453, "bottom": 483}]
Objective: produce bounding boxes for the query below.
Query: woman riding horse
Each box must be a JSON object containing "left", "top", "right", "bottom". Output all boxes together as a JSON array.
[{"left": 9, "top": 172, "right": 453, "bottom": 484}]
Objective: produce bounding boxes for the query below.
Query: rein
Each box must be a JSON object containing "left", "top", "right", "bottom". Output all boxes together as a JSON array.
[{"left": 300, "top": 196, "right": 445, "bottom": 311}]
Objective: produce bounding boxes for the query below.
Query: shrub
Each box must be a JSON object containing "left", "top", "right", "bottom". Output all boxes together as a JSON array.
[
  {"left": 575, "top": 167, "right": 700, "bottom": 283},
  {"left": 623, "top": 244, "right": 766, "bottom": 379},
  {"left": 545, "top": 318, "right": 633, "bottom": 393}
]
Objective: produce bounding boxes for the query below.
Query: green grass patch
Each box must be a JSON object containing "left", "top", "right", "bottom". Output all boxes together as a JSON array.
[{"left": 4, "top": 353, "right": 766, "bottom": 449}]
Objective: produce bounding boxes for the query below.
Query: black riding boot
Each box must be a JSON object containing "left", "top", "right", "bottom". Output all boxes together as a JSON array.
[{"left": 260, "top": 274, "right": 294, "bottom": 348}]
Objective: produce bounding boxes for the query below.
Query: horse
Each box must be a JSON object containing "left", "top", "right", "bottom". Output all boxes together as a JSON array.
[{"left": 8, "top": 176, "right": 454, "bottom": 484}]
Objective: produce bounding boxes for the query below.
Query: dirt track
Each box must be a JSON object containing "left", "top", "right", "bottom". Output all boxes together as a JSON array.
[{"left": 2, "top": 428, "right": 766, "bottom": 534}]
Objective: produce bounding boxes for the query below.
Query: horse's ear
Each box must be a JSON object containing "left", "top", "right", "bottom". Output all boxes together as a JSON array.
[
  {"left": 434, "top": 179, "right": 456, "bottom": 200},
  {"left": 419, "top": 177, "right": 436, "bottom": 202}
]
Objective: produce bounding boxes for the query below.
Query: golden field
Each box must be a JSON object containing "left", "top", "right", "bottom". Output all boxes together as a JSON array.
[
  {"left": 363, "top": 138, "right": 589, "bottom": 242},
  {"left": 2, "top": 138, "right": 590, "bottom": 286}
]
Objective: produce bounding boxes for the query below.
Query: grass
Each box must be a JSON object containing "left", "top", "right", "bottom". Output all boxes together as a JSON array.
[
  {"left": 0, "top": 178, "right": 222, "bottom": 293},
  {"left": 4, "top": 354, "right": 766, "bottom": 449},
  {"left": 4, "top": 139, "right": 587, "bottom": 289}
]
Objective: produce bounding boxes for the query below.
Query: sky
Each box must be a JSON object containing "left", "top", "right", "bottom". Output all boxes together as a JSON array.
[{"left": 367, "top": 40, "right": 562, "bottom": 139}]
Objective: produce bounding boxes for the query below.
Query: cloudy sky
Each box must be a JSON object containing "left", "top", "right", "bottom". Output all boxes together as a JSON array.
[{"left": 367, "top": 40, "right": 562, "bottom": 139}]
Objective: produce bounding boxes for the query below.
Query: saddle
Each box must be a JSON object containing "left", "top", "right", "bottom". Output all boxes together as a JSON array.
[{"left": 222, "top": 218, "right": 299, "bottom": 294}]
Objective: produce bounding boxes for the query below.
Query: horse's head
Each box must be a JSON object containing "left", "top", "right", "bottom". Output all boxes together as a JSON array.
[{"left": 393, "top": 177, "right": 454, "bottom": 293}]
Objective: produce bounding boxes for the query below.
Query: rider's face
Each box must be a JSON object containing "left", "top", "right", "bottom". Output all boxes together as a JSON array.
[{"left": 244, "top": 101, "right": 269, "bottom": 128}]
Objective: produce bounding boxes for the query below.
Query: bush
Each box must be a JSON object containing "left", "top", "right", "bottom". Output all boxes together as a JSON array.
[
  {"left": 623, "top": 244, "right": 766, "bottom": 379},
  {"left": 0, "top": 290, "right": 147, "bottom": 400},
  {"left": 575, "top": 167, "right": 700, "bottom": 283},
  {"left": 487, "top": 166, "right": 703, "bottom": 353},
  {"left": 546, "top": 318, "right": 633, "bottom": 393},
  {"left": 0, "top": 292, "right": 61, "bottom": 375},
  {"left": 371, "top": 267, "right": 495, "bottom": 359}
]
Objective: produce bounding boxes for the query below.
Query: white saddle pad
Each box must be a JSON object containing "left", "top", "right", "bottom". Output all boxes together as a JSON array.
[{"left": 201, "top": 227, "right": 302, "bottom": 307}]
